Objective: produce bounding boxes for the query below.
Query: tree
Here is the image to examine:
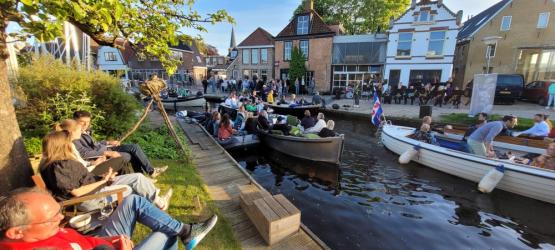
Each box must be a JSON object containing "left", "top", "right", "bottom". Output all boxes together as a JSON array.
[
  {"left": 293, "top": 0, "right": 410, "bottom": 34},
  {"left": 289, "top": 47, "right": 306, "bottom": 84},
  {"left": 0, "top": 0, "right": 232, "bottom": 194}
]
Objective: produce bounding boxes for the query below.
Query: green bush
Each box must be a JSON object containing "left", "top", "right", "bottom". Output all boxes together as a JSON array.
[
  {"left": 24, "top": 137, "right": 42, "bottom": 156},
  {"left": 126, "top": 126, "right": 183, "bottom": 160},
  {"left": 16, "top": 56, "right": 141, "bottom": 140}
]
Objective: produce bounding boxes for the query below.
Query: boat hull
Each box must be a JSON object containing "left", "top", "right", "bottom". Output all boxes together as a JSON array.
[
  {"left": 203, "top": 94, "right": 226, "bottom": 103},
  {"left": 381, "top": 125, "right": 555, "bottom": 204},
  {"left": 259, "top": 132, "right": 344, "bottom": 164}
]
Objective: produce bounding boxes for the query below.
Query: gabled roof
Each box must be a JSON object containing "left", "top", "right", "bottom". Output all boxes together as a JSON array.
[
  {"left": 276, "top": 10, "right": 335, "bottom": 38},
  {"left": 391, "top": 0, "right": 458, "bottom": 27},
  {"left": 457, "top": 0, "right": 512, "bottom": 40},
  {"left": 169, "top": 41, "right": 192, "bottom": 52},
  {"left": 238, "top": 28, "right": 274, "bottom": 47}
]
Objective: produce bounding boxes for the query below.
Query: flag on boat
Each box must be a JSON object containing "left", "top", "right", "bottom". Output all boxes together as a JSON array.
[{"left": 371, "top": 90, "right": 383, "bottom": 126}]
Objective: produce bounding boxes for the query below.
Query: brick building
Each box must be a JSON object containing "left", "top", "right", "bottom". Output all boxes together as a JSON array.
[{"left": 226, "top": 27, "right": 275, "bottom": 81}]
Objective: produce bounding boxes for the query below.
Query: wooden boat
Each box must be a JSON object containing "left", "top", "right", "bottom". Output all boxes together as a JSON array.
[
  {"left": 222, "top": 134, "right": 261, "bottom": 151},
  {"left": 381, "top": 124, "right": 555, "bottom": 204},
  {"left": 267, "top": 103, "right": 320, "bottom": 119},
  {"left": 258, "top": 132, "right": 345, "bottom": 164},
  {"left": 218, "top": 104, "right": 238, "bottom": 120},
  {"left": 203, "top": 94, "right": 226, "bottom": 103}
]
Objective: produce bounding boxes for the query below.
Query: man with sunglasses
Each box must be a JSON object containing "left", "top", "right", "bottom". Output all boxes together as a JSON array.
[{"left": 0, "top": 188, "right": 217, "bottom": 250}]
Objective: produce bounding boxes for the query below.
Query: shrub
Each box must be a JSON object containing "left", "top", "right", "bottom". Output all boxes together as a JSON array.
[
  {"left": 16, "top": 56, "right": 141, "bottom": 140},
  {"left": 24, "top": 137, "right": 42, "bottom": 156},
  {"left": 126, "top": 126, "right": 183, "bottom": 160}
]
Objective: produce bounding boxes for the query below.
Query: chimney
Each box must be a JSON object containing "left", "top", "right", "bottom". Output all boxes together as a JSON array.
[
  {"left": 456, "top": 10, "right": 463, "bottom": 26},
  {"left": 411, "top": 0, "right": 416, "bottom": 9},
  {"left": 305, "top": 0, "right": 314, "bottom": 12}
]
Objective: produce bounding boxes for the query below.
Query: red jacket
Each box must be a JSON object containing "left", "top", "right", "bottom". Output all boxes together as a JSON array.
[{"left": 0, "top": 228, "right": 114, "bottom": 250}]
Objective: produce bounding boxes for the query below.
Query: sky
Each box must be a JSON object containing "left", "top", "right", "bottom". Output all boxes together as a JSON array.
[{"left": 187, "top": 0, "right": 504, "bottom": 55}]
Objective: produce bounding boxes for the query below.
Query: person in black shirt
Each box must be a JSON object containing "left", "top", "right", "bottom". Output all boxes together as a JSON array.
[
  {"left": 406, "top": 84, "right": 416, "bottom": 105},
  {"left": 300, "top": 110, "right": 315, "bottom": 130},
  {"left": 202, "top": 76, "right": 208, "bottom": 94},
  {"left": 271, "top": 116, "right": 291, "bottom": 135},
  {"left": 40, "top": 131, "right": 173, "bottom": 212},
  {"left": 257, "top": 110, "right": 271, "bottom": 130},
  {"left": 318, "top": 120, "right": 337, "bottom": 138}
]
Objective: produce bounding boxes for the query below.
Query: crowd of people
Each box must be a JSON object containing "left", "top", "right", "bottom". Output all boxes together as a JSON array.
[
  {"left": 412, "top": 113, "right": 555, "bottom": 171},
  {"left": 0, "top": 111, "right": 218, "bottom": 250},
  {"left": 202, "top": 75, "right": 318, "bottom": 99}
]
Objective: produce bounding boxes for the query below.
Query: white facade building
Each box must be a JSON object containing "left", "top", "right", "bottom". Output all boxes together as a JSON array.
[
  {"left": 96, "top": 46, "right": 129, "bottom": 80},
  {"left": 384, "top": 0, "right": 462, "bottom": 86}
]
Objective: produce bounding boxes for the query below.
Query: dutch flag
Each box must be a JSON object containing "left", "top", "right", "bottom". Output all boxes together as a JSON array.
[{"left": 371, "top": 90, "right": 383, "bottom": 126}]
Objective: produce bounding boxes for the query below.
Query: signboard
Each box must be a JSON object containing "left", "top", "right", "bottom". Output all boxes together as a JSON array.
[{"left": 469, "top": 74, "right": 497, "bottom": 116}]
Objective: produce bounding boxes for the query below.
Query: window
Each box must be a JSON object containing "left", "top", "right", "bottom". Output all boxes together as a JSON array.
[
  {"left": 261, "top": 48, "right": 268, "bottom": 64},
  {"left": 500, "top": 16, "right": 512, "bottom": 31},
  {"left": 427, "top": 31, "right": 446, "bottom": 56},
  {"left": 284, "top": 41, "right": 292, "bottom": 61},
  {"left": 105, "top": 52, "right": 117, "bottom": 61},
  {"left": 242, "top": 49, "right": 250, "bottom": 64},
  {"left": 396, "top": 33, "right": 413, "bottom": 57},
  {"left": 486, "top": 43, "right": 496, "bottom": 58},
  {"left": 300, "top": 40, "right": 309, "bottom": 58},
  {"left": 251, "top": 49, "right": 259, "bottom": 64},
  {"left": 261, "top": 69, "right": 268, "bottom": 81},
  {"left": 419, "top": 11, "right": 429, "bottom": 22},
  {"left": 538, "top": 12, "right": 550, "bottom": 29},
  {"left": 297, "top": 15, "right": 309, "bottom": 35},
  {"left": 217, "top": 57, "right": 224, "bottom": 65}
]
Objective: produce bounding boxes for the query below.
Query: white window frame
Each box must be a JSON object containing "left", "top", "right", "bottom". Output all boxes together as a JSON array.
[
  {"left": 297, "top": 15, "right": 309, "bottom": 35},
  {"left": 251, "top": 49, "right": 259, "bottom": 65},
  {"left": 260, "top": 48, "right": 268, "bottom": 64},
  {"left": 537, "top": 12, "right": 550, "bottom": 29},
  {"left": 396, "top": 33, "right": 413, "bottom": 57},
  {"left": 427, "top": 31, "right": 446, "bottom": 56},
  {"left": 300, "top": 40, "right": 309, "bottom": 59},
  {"left": 104, "top": 52, "right": 117, "bottom": 61},
  {"left": 486, "top": 42, "right": 497, "bottom": 59},
  {"left": 284, "top": 41, "right": 292, "bottom": 61},
  {"left": 500, "top": 16, "right": 512, "bottom": 31},
  {"left": 242, "top": 49, "right": 250, "bottom": 64}
]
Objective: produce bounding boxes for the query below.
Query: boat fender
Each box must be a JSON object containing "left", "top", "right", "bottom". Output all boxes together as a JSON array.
[
  {"left": 478, "top": 164, "right": 505, "bottom": 193},
  {"left": 399, "top": 145, "right": 421, "bottom": 164}
]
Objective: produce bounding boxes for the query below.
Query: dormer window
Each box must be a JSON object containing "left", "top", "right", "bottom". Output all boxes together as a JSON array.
[
  {"left": 297, "top": 15, "right": 309, "bottom": 35},
  {"left": 420, "top": 11, "right": 429, "bottom": 22}
]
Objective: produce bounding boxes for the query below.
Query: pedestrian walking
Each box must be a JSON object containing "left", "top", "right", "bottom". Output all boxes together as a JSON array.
[{"left": 546, "top": 81, "right": 555, "bottom": 109}]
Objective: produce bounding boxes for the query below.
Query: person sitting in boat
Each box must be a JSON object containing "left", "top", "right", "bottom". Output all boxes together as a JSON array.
[
  {"left": 318, "top": 120, "right": 337, "bottom": 138},
  {"left": 224, "top": 91, "right": 239, "bottom": 108},
  {"left": 301, "top": 110, "right": 316, "bottom": 130},
  {"left": 257, "top": 110, "right": 271, "bottom": 131},
  {"left": 463, "top": 112, "right": 488, "bottom": 141},
  {"left": 413, "top": 124, "right": 438, "bottom": 145},
  {"left": 271, "top": 116, "right": 291, "bottom": 135},
  {"left": 255, "top": 97, "right": 265, "bottom": 114},
  {"left": 206, "top": 111, "right": 221, "bottom": 137},
  {"left": 512, "top": 114, "right": 549, "bottom": 138},
  {"left": 415, "top": 116, "right": 432, "bottom": 133},
  {"left": 244, "top": 113, "right": 259, "bottom": 134},
  {"left": 514, "top": 143, "right": 555, "bottom": 170},
  {"left": 234, "top": 108, "right": 246, "bottom": 131},
  {"left": 288, "top": 94, "right": 298, "bottom": 105},
  {"left": 305, "top": 113, "right": 326, "bottom": 134},
  {"left": 218, "top": 114, "right": 237, "bottom": 145},
  {"left": 467, "top": 115, "right": 518, "bottom": 158}
]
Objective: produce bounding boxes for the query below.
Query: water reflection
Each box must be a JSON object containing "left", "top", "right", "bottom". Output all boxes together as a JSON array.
[{"left": 232, "top": 117, "right": 555, "bottom": 250}]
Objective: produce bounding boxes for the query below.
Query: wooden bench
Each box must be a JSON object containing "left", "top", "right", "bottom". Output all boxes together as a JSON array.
[{"left": 239, "top": 185, "right": 301, "bottom": 245}]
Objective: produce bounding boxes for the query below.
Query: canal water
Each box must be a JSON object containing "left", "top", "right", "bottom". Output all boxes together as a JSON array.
[{"left": 231, "top": 117, "right": 555, "bottom": 250}]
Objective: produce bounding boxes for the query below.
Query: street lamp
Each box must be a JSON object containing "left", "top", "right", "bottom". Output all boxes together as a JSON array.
[{"left": 482, "top": 36, "right": 502, "bottom": 74}]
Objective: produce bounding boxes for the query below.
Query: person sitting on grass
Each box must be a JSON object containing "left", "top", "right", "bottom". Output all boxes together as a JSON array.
[
  {"left": 40, "top": 131, "right": 173, "bottom": 212},
  {"left": 218, "top": 114, "right": 237, "bottom": 145},
  {"left": 56, "top": 119, "right": 131, "bottom": 176},
  {"left": 73, "top": 111, "right": 168, "bottom": 179},
  {"left": 413, "top": 124, "right": 438, "bottom": 145},
  {"left": 305, "top": 113, "right": 326, "bottom": 134},
  {"left": 318, "top": 120, "right": 337, "bottom": 138},
  {"left": 0, "top": 187, "right": 218, "bottom": 250},
  {"left": 300, "top": 110, "right": 315, "bottom": 130},
  {"left": 512, "top": 114, "right": 550, "bottom": 138}
]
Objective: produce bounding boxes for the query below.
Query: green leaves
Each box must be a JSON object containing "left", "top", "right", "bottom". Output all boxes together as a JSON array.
[{"left": 289, "top": 46, "right": 307, "bottom": 83}]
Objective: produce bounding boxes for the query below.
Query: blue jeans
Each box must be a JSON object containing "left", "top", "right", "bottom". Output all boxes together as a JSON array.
[
  {"left": 98, "top": 195, "right": 187, "bottom": 250},
  {"left": 548, "top": 94, "right": 555, "bottom": 107},
  {"left": 112, "top": 144, "right": 155, "bottom": 175},
  {"left": 210, "top": 82, "right": 216, "bottom": 93}
]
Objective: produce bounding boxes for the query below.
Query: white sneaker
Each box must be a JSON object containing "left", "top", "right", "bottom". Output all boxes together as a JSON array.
[{"left": 155, "top": 188, "right": 173, "bottom": 211}]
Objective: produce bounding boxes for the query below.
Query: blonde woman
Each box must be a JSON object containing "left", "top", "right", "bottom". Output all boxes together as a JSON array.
[
  {"left": 55, "top": 119, "right": 130, "bottom": 176},
  {"left": 39, "top": 130, "right": 173, "bottom": 211}
]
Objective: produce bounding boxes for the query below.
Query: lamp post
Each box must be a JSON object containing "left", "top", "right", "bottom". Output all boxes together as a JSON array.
[{"left": 481, "top": 36, "right": 502, "bottom": 74}]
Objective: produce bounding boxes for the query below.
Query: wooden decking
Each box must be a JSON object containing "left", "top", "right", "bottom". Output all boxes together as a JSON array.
[{"left": 177, "top": 120, "right": 329, "bottom": 250}]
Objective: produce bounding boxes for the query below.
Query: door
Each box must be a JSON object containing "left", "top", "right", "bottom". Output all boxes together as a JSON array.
[
  {"left": 280, "top": 69, "right": 289, "bottom": 81},
  {"left": 389, "top": 70, "right": 401, "bottom": 86}
]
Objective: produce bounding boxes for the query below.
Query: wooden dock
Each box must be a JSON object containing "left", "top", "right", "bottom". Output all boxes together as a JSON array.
[{"left": 177, "top": 120, "right": 329, "bottom": 250}]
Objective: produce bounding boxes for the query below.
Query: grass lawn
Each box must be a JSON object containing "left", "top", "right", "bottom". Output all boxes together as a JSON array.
[
  {"left": 439, "top": 113, "right": 539, "bottom": 131},
  {"left": 131, "top": 159, "right": 241, "bottom": 249}
]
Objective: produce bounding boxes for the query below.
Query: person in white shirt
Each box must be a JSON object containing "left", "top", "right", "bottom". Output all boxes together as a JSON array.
[
  {"left": 305, "top": 113, "right": 326, "bottom": 134},
  {"left": 513, "top": 114, "right": 550, "bottom": 138},
  {"left": 224, "top": 91, "right": 239, "bottom": 108}
]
